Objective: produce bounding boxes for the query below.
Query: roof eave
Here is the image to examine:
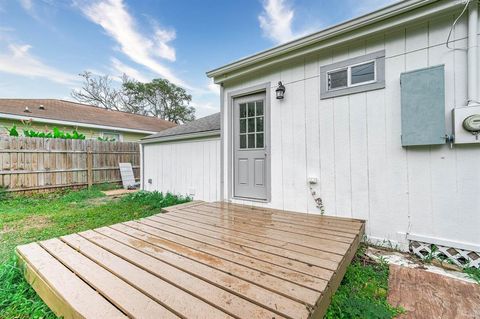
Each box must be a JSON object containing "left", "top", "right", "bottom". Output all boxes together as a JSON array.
[
  {"left": 140, "top": 130, "right": 221, "bottom": 144},
  {"left": 206, "top": 0, "right": 456, "bottom": 81}
]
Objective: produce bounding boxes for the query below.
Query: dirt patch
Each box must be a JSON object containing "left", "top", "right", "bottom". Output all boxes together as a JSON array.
[
  {"left": 388, "top": 264, "right": 480, "bottom": 319},
  {"left": 2, "top": 215, "right": 53, "bottom": 235}
]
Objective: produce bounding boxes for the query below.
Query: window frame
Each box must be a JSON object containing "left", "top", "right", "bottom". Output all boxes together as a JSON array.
[
  {"left": 101, "top": 131, "right": 123, "bottom": 142},
  {"left": 320, "top": 50, "right": 385, "bottom": 99}
]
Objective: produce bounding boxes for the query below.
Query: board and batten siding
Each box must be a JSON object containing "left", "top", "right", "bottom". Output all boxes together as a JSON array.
[
  {"left": 142, "top": 138, "right": 221, "bottom": 202},
  {"left": 221, "top": 10, "right": 480, "bottom": 250}
]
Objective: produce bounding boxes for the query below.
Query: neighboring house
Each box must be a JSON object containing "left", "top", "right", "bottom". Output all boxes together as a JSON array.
[
  {"left": 0, "top": 99, "right": 176, "bottom": 142},
  {"left": 141, "top": 112, "right": 221, "bottom": 202},
  {"left": 202, "top": 0, "right": 479, "bottom": 265}
]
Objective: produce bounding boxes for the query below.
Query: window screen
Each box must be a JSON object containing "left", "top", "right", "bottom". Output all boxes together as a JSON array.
[
  {"left": 351, "top": 61, "right": 375, "bottom": 85},
  {"left": 328, "top": 69, "right": 348, "bottom": 90}
]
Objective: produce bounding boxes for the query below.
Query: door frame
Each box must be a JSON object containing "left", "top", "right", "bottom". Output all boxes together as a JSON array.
[{"left": 227, "top": 82, "right": 271, "bottom": 203}]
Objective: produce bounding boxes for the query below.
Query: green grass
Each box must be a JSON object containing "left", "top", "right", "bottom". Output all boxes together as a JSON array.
[
  {"left": 464, "top": 266, "right": 480, "bottom": 284},
  {"left": 0, "top": 187, "right": 190, "bottom": 319},
  {"left": 326, "top": 246, "right": 404, "bottom": 319}
]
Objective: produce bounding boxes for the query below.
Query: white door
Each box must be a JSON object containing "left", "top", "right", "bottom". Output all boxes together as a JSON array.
[{"left": 233, "top": 93, "right": 268, "bottom": 200}]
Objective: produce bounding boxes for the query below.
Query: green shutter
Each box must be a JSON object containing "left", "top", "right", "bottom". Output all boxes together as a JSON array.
[{"left": 400, "top": 65, "right": 445, "bottom": 146}]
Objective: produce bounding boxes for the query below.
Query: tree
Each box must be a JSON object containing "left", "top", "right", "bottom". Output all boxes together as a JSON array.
[
  {"left": 122, "top": 78, "right": 195, "bottom": 123},
  {"left": 71, "top": 71, "right": 123, "bottom": 111},
  {"left": 71, "top": 72, "right": 195, "bottom": 123}
]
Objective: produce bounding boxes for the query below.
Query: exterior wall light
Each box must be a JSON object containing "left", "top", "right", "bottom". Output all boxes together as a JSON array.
[{"left": 276, "top": 81, "right": 285, "bottom": 99}]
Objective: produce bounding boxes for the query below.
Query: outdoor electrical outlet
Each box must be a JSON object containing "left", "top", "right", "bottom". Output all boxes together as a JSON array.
[{"left": 308, "top": 177, "right": 318, "bottom": 184}]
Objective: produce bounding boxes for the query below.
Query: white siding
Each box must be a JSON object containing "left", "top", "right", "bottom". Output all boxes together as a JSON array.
[
  {"left": 221, "top": 11, "right": 480, "bottom": 250},
  {"left": 143, "top": 138, "right": 220, "bottom": 202}
]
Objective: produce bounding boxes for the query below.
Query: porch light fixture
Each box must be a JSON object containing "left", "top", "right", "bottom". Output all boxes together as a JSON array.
[{"left": 276, "top": 81, "right": 285, "bottom": 99}]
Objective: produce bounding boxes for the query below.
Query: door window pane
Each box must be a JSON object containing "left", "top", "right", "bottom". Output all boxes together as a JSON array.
[
  {"left": 256, "top": 101, "right": 264, "bottom": 115},
  {"left": 256, "top": 116, "right": 264, "bottom": 132},
  {"left": 351, "top": 61, "right": 375, "bottom": 84},
  {"left": 240, "top": 103, "right": 246, "bottom": 118},
  {"left": 240, "top": 134, "right": 246, "bottom": 149},
  {"left": 247, "top": 134, "right": 255, "bottom": 148},
  {"left": 328, "top": 69, "right": 347, "bottom": 89},
  {"left": 256, "top": 133, "right": 264, "bottom": 148},
  {"left": 247, "top": 118, "right": 255, "bottom": 133},
  {"left": 240, "top": 119, "right": 246, "bottom": 133},
  {"left": 247, "top": 102, "right": 255, "bottom": 117}
]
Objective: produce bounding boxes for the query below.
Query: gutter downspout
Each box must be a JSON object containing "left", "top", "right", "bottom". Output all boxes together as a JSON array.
[
  {"left": 219, "top": 83, "right": 225, "bottom": 201},
  {"left": 468, "top": 0, "right": 479, "bottom": 106}
]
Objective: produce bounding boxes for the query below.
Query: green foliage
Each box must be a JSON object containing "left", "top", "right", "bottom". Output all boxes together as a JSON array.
[
  {"left": 0, "top": 186, "right": 10, "bottom": 201},
  {"left": 0, "top": 188, "right": 190, "bottom": 318},
  {"left": 97, "top": 136, "right": 116, "bottom": 142},
  {"left": 22, "top": 127, "right": 86, "bottom": 140},
  {"left": 4, "top": 125, "right": 19, "bottom": 137},
  {"left": 0, "top": 257, "right": 55, "bottom": 319},
  {"left": 124, "top": 190, "right": 191, "bottom": 209},
  {"left": 326, "top": 246, "right": 403, "bottom": 319},
  {"left": 122, "top": 78, "right": 195, "bottom": 124},
  {"left": 464, "top": 266, "right": 480, "bottom": 284}
]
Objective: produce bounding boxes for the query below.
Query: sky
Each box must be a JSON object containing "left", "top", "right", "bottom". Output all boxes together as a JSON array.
[{"left": 0, "top": 0, "right": 396, "bottom": 118}]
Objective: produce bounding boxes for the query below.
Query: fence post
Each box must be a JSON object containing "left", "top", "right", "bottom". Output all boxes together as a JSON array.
[{"left": 87, "top": 146, "right": 93, "bottom": 188}]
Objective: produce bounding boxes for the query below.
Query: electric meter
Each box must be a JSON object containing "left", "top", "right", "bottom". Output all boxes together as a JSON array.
[{"left": 462, "top": 114, "right": 480, "bottom": 132}]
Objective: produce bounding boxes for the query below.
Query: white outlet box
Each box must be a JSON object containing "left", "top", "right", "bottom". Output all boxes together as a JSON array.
[
  {"left": 307, "top": 177, "right": 318, "bottom": 184},
  {"left": 453, "top": 105, "right": 480, "bottom": 144}
]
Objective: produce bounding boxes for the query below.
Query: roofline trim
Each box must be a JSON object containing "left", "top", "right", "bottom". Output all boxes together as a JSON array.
[
  {"left": 0, "top": 113, "right": 158, "bottom": 134},
  {"left": 140, "top": 130, "right": 221, "bottom": 144},
  {"left": 207, "top": 0, "right": 460, "bottom": 81}
]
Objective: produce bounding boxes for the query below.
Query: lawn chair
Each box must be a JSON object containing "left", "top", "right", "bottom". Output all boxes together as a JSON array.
[{"left": 118, "top": 163, "right": 140, "bottom": 189}]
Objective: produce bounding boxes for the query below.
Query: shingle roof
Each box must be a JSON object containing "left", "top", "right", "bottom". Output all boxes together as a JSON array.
[
  {"left": 0, "top": 99, "right": 176, "bottom": 133},
  {"left": 143, "top": 112, "right": 220, "bottom": 140}
]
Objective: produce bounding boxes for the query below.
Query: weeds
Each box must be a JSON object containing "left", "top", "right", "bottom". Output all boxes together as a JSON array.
[
  {"left": 0, "top": 188, "right": 190, "bottom": 318},
  {"left": 464, "top": 266, "right": 480, "bottom": 284},
  {"left": 325, "top": 245, "right": 403, "bottom": 319}
]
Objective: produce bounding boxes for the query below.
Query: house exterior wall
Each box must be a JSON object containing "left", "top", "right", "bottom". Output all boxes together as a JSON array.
[
  {"left": 0, "top": 119, "right": 148, "bottom": 142},
  {"left": 142, "top": 137, "right": 221, "bottom": 202},
  {"left": 220, "top": 9, "right": 480, "bottom": 251}
]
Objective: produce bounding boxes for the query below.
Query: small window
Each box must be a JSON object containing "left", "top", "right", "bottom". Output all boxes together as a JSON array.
[
  {"left": 351, "top": 61, "right": 375, "bottom": 85},
  {"left": 321, "top": 50, "right": 385, "bottom": 99},
  {"left": 328, "top": 69, "right": 348, "bottom": 90},
  {"left": 102, "top": 132, "right": 121, "bottom": 141},
  {"left": 327, "top": 60, "right": 376, "bottom": 91}
]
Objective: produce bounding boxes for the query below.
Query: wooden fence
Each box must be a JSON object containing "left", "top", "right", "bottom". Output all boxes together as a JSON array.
[{"left": 0, "top": 137, "right": 140, "bottom": 193}]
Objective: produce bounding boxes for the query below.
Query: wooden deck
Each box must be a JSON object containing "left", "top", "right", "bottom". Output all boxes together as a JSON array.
[{"left": 16, "top": 201, "right": 365, "bottom": 319}]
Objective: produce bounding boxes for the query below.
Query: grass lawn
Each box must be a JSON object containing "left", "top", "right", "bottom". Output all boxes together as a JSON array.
[{"left": 0, "top": 187, "right": 402, "bottom": 319}]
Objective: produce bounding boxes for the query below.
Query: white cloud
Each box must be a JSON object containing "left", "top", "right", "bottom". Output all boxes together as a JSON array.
[
  {"left": 110, "top": 57, "right": 149, "bottom": 82},
  {"left": 207, "top": 79, "right": 220, "bottom": 96},
  {"left": 0, "top": 43, "right": 76, "bottom": 84},
  {"left": 19, "top": 0, "right": 33, "bottom": 11},
  {"left": 259, "top": 0, "right": 294, "bottom": 44},
  {"left": 77, "top": 0, "right": 186, "bottom": 87}
]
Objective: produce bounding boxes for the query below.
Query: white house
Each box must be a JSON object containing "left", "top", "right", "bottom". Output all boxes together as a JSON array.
[
  {"left": 141, "top": 113, "right": 221, "bottom": 202},
  {"left": 143, "top": 0, "right": 480, "bottom": 267}
]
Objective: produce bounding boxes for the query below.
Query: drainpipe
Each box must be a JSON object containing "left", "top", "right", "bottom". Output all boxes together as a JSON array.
[{"left": 468, "top": 0, "right": 479, "bottom": 106}]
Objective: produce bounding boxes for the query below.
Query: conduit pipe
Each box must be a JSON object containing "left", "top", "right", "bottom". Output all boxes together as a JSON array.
[{"left": 468, "top": 0, "right": 479, "bottom": 105}]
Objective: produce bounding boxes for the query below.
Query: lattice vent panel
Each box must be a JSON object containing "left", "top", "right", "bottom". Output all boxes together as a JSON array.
[{"left": 409, "top": 240, "right": 480, "bottom": 269}]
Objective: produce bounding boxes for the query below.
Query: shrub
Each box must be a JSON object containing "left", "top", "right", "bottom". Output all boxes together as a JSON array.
[
  {"left": 4, "top": 125, "right": 19, "bottom": 137},
  {"left": 124, "top": 191, "right": 191, "bottom": 209}
]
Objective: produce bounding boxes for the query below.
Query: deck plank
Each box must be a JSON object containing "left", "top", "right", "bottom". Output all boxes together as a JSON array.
[
  {"left": 145, "top": 215, "right": 343, "bottom": 265},
  {"left": 89, "top": 217, "right": 327, "bottom": 291},
  {"left": 100, "top": 225, "right": 311, "bottom": 319},
  {"left": 60, "top": 233, "right": 236, "bottom": 319},
  {"left": 18, "top": 201, "right": 365, "bottom": 319},
  {"left": 209, "top": 202, "right": 363, "bottom": 228},
  {"left": 168, "top": 207, "right": 355, "bottom": 243},
  {"left": 78, "top": 229, "right": 285, "bottom": 319},
  {"left": 39, "top": 238, "right": 179, "bottom": 319},
  {"left": 16, "top": 243, "right": 127, "bottom": 319},
  {"left": 128, "top": 218, "right": 335, "bottom": 281},
  {"left": 186, "top": 205, "right": 359, "bottom": 237}
]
